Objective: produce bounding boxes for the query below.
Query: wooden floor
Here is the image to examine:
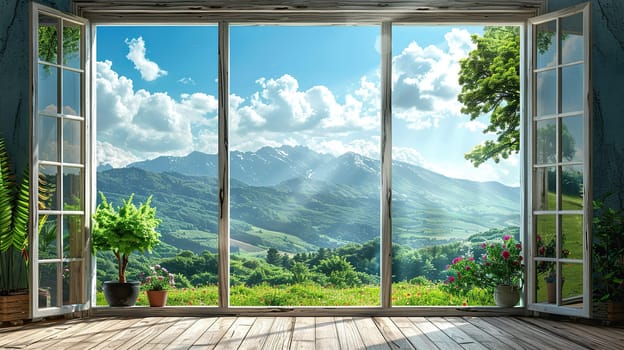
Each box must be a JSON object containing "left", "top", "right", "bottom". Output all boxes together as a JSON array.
[{"left": 1, "top": 316, "right": 623, "bottom": 349}]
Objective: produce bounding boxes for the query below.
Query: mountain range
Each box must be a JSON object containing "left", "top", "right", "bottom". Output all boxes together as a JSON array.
[{"left": 97, "top": 146, "right": 520, "bottom": 255}]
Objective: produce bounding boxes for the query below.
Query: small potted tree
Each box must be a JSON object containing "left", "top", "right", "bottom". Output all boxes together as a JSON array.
[{"left": 93, "top": 192, "right": 161, "bottom": 307}]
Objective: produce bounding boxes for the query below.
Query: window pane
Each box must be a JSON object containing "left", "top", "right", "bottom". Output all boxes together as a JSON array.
[
  {"left": 95, "top": 25, "right": 219, "bottom": 306},
  {"left": 62, "top": 20, "right": 81, "bottom": 69},
  {"left": 536, "top": 21, "right": 557, "bottom": 69},
  {"left": 38, "top": 14, "right": 58, "bottom": 64},
  {"left": 561, "top": 13, "right": 584, "bottom": 64},
  {"left": 535, "top": 119, "right": 556, "bottom": 164},
  {"left": 38, "top": 64, "right": 58, "bottom": 114},
  {"left": 391, "top": 25, "right": 520, "bottom": 306},
  {"left": 535, "top": 70, "right": 556, "bottom": 117},
  {"left": 533, "top": 166, "right": 556, "bottom": 211},
  {"left": 39, "top": 116, "right": 59, "bottom": 162},
  {"left": 63, "top": 119, "right": 82, "bottom": 163},
  {"left": 39, "top": 215, "right": 58, "bottom": 259},
  {"left": 39, "top": 263, "right": 59, "bottom": 308},
  {"left": 561, "top": 262, "right": 583, "bottom": 308},
  {"left": 63, "top": 69, "right": 82, "bottom": 116},
  {"left": 536, "top": 215, "right": 556, "bottom": 259},
  {"left": 561, "top": 64, "right": 583, "bottom": 114},
  {"left": 63, "top": 261, "right": 85, "bottom": 305},
  {"left": 230, "top": 25, "right": 381, "bottom": 306},
  {"left": 40, "top": 165, "right": 59, "bottom": 210},
  {"left": 561, "top": 214, "right": 582, "bottom": 260},
  {"left": 63, "top": 215, "right": 84, "bottom": 259},
  {"left": 562, "top": 115, "right": 583, "bottom": 163},
  {"left": 63, "top": 166, "right": 83, "bottom": 210},
  {"left": 561, "top": 165, "right": 583, "bottom": 210}
]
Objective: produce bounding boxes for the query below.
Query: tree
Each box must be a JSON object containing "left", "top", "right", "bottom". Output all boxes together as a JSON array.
[
  {"left": 266, "top": 247, "right": 281, "bottom": 266},
  {"left": 458, "top": 27, "right": 521, "bottom": 167}
]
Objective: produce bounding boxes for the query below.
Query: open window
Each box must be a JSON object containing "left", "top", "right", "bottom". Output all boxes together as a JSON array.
[
  {"left": 526, "top": 2, "right": 591, "bottom": 318},
  {"left": 31, "top": 3, "right": 91, "bottom": 318}
]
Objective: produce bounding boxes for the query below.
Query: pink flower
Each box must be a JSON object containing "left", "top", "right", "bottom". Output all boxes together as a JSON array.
[
  {"left": 465, "top": 265, "right": 471, "bottom": 271},
  {"left": 503, "top": 235, "right": 511, "bottom": 241},
  {"left": 481, "top": 243, "right": 486, "bottom": 249},
  {"left": 448, "top": 276, "right": 455, "bottom": 282},
  {"left": 516, "top": 243, "right": 522, "bottom": 250},
  {"left": 445, "top": 264, "right": 450, "bottom": 270},
  {"left": 539, "top": 246, "right": 545, "bottom": 255},
  {"left": 452, "top": 257, "right": 463, "bottom": 265},
  {"left": 536, "top": 234, "right": 542, "bottom": 242},
  {"left": 502, "top": 250, "right": 511, "bottom": 259},
  {"left": 468, "top": 257, "right": 474, "bottom": 261}
]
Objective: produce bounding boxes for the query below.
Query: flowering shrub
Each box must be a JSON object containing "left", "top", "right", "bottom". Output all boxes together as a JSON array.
[
  {"left": 140, "top": 265, "right": 175, "bottom": 291},
  {"left": 444, "top": 235, "right": 524, "bottom": 294}
]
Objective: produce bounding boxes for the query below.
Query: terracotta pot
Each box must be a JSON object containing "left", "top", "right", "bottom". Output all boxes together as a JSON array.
[
  {"left": 146, "top": 290, "right": 168, "bottom": 307},
  {"left": 494, "top": 285, "right": 520, "bottom": 307},
  {"left": 546, "top": 281, "right": 556, "bottom": 303}
]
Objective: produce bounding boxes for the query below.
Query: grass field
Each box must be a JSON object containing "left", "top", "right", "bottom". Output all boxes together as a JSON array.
[{"left": 96, "top": 282, "right": 495, "bottom": 307}]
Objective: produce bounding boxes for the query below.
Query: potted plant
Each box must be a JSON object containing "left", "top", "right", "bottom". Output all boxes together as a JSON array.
[
  {"left": 535, "top": 234, "right": 570, "bottom": 303},
  {"left": 139, "top": 264, "right": 175, "bottom": 307},
  {"left": 0, "top": 138, "right": 30, "bottom": 321},
  {"left": 445, "top": 234, "right": 523, "bottom": 307},
  {"left": 92, "top": 192, "right": 161, "bottom": 307},
  {"left": 592, "top": 197, "right": 624, "bottom": 320}
]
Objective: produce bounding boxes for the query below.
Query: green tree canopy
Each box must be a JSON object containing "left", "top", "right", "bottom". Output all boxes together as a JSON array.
[{"left": 458, "top": 26, "right": 521, "bottom": 167}]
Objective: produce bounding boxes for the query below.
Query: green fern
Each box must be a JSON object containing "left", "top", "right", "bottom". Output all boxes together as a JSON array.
[{"left": 0, "top": 138, "right": 30, "bottom": 293}]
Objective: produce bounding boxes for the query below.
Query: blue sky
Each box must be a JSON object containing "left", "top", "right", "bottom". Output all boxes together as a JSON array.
[{"left": 95, "top": 25, "right": 521, "bottom": 186}]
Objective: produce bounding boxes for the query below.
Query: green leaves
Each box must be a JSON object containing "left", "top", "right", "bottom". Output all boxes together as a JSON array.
[
  {"left": 458, "top": 26, "right": 520, "bottom": 167},
  {"left": 93, "top": 192, "right": 162, "bottom": 282},
  {"left": 0, "top": 139, "right": 29, "bottom": 253}
]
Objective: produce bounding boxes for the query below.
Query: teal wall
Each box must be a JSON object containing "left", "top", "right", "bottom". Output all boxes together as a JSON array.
[{"left": 0, "top": 0, "right": 70, "bottom": 171}]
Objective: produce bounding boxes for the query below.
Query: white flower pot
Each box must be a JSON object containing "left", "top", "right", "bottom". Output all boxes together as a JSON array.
[{"left": 494, "top": 285, "right": 520, "bottom": 307}]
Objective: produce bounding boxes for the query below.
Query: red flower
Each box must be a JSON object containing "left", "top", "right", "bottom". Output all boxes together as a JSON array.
[{"left": 502, "top": 250, "right": 511, "bottom": 259}]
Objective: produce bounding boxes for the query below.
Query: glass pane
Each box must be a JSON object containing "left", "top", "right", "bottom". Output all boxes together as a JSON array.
[
  {"left": 561, "top": 262, "right": 583, "bottom": 308},
  {"left": 40, "top": 165, "right": 59, "bottom": 210},
  {"left": 62, "top": 20, "right": 81, "bottom": 69},
  {"left": 38, "top": 215, "right": 58, "bottom": 259},
  {"left": 561, "top": 165, "right": 583, "bottom": 209},
  {"left": 63, "top": 119, "right": 82, "bottom": 163},
  {"left": 536, "top": 268, "right": 554, "bottom": 304},
  {"left": 38, "top": 14, "right": 58, "bottom": 64},
  {"left": 63, "top": 70, "right": 82, "bottom": 116},
  {"left": 536, "top": 20, "right": 557, "bottom": 69},
  {"left": 535, "top": 119, "right": 556, "bottom": 164},
  {"left": 39, "top": 263, "right": 59, "bottom": 308},
  {"left": 562, "top": 115, "right": 583, "bottom": 162},
  {"left": 561, "top": 64, "right": 583, "bottom": 114},
  {"left": 230, "top": 25, "right": 380, "bottom": 306},
  {"left": 38, "top": 64, "right": 58, "bottom": 114},
  {"left": 536, "top": 215, "right": 556, "bottom": 259},
  {"left": 38, "top": 116, "right": 59, "bottom": 162},
  {"left": 63, "top": 167, "right": 83, "bottom": 210},
  {"left": 63, "top": 215, "right": 84, "bottom": 258},
  {"left": 535, "top": 70, "right": 556, "bottom": 117},
  {"left": 63, "top": 261, "right": 85, "bottom": 305},
  {"left": 533, "top": 166, "right": 556, "bottom": 211},
  {"left": 561, "top": 13, "right": 584, "bottom": 64},
  {"left": 561, "top": 214, "right": 583, "bottom": 260}
]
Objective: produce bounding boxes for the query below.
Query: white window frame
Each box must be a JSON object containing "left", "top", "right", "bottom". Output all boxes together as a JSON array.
[{"left": 27, "top": 0, "right": 593, "bottom": 318}]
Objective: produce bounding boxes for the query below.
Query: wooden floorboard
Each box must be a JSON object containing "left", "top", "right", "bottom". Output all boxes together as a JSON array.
[{"left": 1, "top": 316, "right": 622, "bottom": 349}]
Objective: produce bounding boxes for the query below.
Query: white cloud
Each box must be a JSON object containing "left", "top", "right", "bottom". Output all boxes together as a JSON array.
[
  {"left": 125, "top": 37, "right": 168, "bottom": 81},
  {"left": 178, "top": 77, "right": 195, "bottom": 85},
  {"left": 391, "top": 28, "right": 475, "bottom": 130},
  {"left": 96, "top": 60, "right": 217, "bottom": 167},
  {"left": 461, "top": 119, "right": 488, "bottom": 132}
]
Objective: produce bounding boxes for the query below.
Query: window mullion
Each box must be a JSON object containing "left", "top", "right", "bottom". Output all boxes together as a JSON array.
[
  {"left": 380, "top": 21, "right": 392, "bottom": 309},
  {"left": 217, "top": 20, "right": 230, "bottom": 309}
]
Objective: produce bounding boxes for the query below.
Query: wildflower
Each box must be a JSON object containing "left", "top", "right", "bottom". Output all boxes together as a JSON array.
[
  {"left": 482, "top": 243, "right": 487, "bottom": 249},
  {"left": 448, "top": 276, "right": 455, "bottom": 283},
  {"left": 452, "top": 257, "right": 463, "bottom": 264},
  {"left": 503, "top": 235, "right": 511, "bottom": 241},
  {"left": 502, "top": 250, "right": 511, "bottom": 259},
  {"left": 516, "top": 243, "right": 522, "bottom": 250},
  {"left": 465, "top": 265, "right": 471, "bottom": 271}
]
